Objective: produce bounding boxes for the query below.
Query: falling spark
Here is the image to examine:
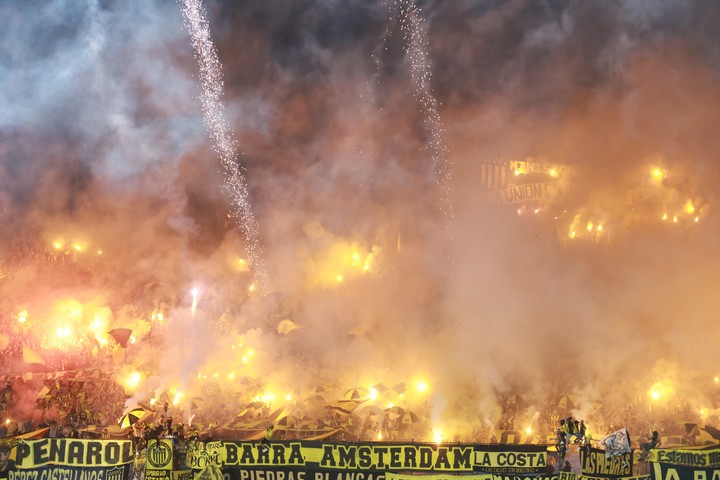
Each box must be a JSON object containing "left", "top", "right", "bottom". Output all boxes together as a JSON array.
[
  {"left": 179, "top": 0, "right": 269, "bottom": 292},
  {"left": 385, "top": 0, "right": 454, "bottom": 263}
]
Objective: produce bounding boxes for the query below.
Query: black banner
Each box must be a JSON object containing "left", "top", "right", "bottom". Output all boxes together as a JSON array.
[
  {"left": 474, "top": 445, "right": 549, "bottom": 474},
  {"left": 7, "top": 464, "right": 131, "bottom": 480},
  {"left": 651, "top": 462, "right": 720, "bottom": 480},
  {"left": 648, "top": 449, "right": 720, "bottom": 468},
  {"left": 581, "top": 447, "right": 632, "bottom": 478},
  {"left": 15, "top": 440, "right": 134, "bottom": 468}
]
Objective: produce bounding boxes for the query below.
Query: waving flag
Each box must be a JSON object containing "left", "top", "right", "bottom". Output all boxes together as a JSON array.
[
  {"left": 22, "top": 347, "right": 46, "bottom": 365},
  {"left": 601, "top": 427, "right": 632, "bottom": 459}
]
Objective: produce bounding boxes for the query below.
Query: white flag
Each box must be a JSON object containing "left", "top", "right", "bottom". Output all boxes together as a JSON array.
[{"left": 601, "top": 427, "right": 631, "bottom": 458}]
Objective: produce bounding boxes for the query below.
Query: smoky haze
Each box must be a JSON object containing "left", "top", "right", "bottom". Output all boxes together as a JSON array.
[{"left": 1, "top": 0, "right": 720, "bottom": 438}]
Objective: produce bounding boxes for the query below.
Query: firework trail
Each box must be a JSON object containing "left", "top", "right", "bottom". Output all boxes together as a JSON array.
[
  {"left": 383, "top": 0, "right": 455, "bottom": 269},
  {"left": 395, "top": 0, "right": 453, "bottom": 216},
  {"left": 179, "top": 0, "right": 269, "bottom": 292}
]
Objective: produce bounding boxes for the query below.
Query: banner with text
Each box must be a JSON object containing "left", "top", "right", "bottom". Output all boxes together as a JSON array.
[
  {"left": 187, "top": 443, "right": 548, "bottom": 475},
  {"left": 7, "top": 464, "right": 132, "bottom": 480},
  {"left": 15, "top": 439, "right": 134, "bottom": 469},
  {"left": 221, "top": 470, "right": 565, "bottom": 480},
  {"left": 387, "top": 473, "right": 493, "bottom": 480},
  {"left": 581, "top": 447, "right": 632, "bottom": 478},
  {"left": 645, "top": 448, "right": 720, "bottom": 468},
  {"left": 651, "top": 462, "right": 720, "bottom": 480},
  {"left": 145, "top": 439, "right": 176, "bottom": 480},
  {"left": 582, "top": 476, "right": 649, "bottom": 480},
  {"left": 9, "top": 439, "right": 135, "bottom": 480}
]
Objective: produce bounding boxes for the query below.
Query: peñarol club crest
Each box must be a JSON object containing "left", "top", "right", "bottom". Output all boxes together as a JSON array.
[{"left": 147, "top": 439, "right": 174, "bottom": 470}]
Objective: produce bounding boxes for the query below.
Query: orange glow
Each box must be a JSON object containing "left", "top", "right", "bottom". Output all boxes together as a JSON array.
[
  {"left": 651, "top": 168, "right": 665, "bottom": 182},
  {"left": 683, "top": 199, "right": 695, "bottom": 214},
  {"left": 261, "top": 392, "right": 275, "bottom": 403},
  {"left": 236, "top": 258, "right": 250, "bottom": 272},
  {"left": 122, "top": 371, "right": 142, "bottom": 392},
  {"left": 56, "top": 325, "right": 72, "bottom": 338},
  {"left": 369, "top": 387, "right": 378, "bottom": 400},
  {"left": 308, "top": 240, "right": 377, "bottom": 287},
  {"left": 242, "top": 348, "right": 255, "bottom": 365},
  {"left": 648, "top": 381, "right": 675, "bottom": 401},
  {"left": 415, "top": 380, "right": 429, "bottom": 394}
]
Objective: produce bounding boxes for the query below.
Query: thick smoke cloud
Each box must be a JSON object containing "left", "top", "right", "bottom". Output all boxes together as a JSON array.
[{"left": 2, "top": 0, "right": 720, "bottom": 437}]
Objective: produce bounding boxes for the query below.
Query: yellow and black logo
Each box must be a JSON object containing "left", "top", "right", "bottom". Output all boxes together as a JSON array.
[
  {"left": 107, "top": 465, "right": 127, "bottom": 480},
  {"left": 148, "top": 440, "right": 173, "bottom": 468}
]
